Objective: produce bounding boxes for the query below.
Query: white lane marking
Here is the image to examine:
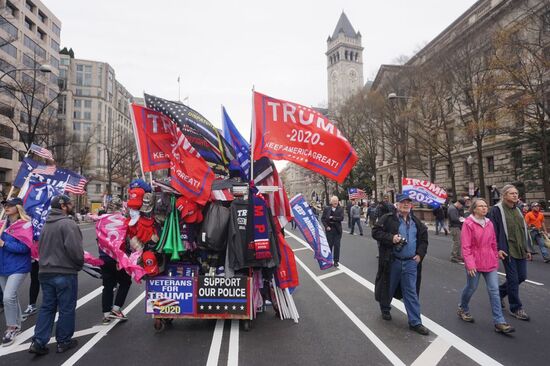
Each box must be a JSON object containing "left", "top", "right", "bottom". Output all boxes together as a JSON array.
[
  {"left": 410, "top": 336, "right": 451, "bottom": 366},
  {"left": 292, "top": 247, "right": 310, "bottom": 252},
  {"left": 497, "top": 272, "right": 543, "bottom": 286},
  {"left": 317, "top": 270, "right": 344, "bottom": 281},
  {"left": 1, "top": 326, "right": 104, "bottom": 356},
  {"left": 286, "top": 231, "right": 504, "bottom": 366},
  {"left": 0, "top": 285, "right": 104, "bottom": 355},
  {"left": 61, "top": 291, "right": 145, "bottom": 366},
  {"left": 294, "top": 255, "right": 405, "bottom": 366},
  {"left": 228, "top": 320, "right": 239, "bottom": 366},
  {"left": 206, "top": 319, "right": 225, "bottom": 366},
  {"left": 80, "top": 226, "right": 96, "bottom": 231}
]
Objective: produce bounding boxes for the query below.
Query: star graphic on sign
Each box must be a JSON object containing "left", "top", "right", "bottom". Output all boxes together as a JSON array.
[
  {"left": 216, "top": 305, "right": 220, "bottom": 310},
  {"left": 240, "top": 306, "right": 245, "bottom": 310},
  {"left": 224, "top": 305, "right": 228, "bottom": 310},
  {"left": 208, "top": 305, "right": 212, "bottom": 310},
  {"left": 200, "top": 305, "right": 204, "bottom": 310},
  {"left": 232, "top": 305, "right": 236, "bottom": 310}
]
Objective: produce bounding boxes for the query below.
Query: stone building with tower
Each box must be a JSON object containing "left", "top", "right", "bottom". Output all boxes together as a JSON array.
[{"left": 281, "top": 12, "right": 365, "bottom": 203}]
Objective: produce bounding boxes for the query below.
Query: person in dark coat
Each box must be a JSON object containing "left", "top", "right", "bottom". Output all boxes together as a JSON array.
[
  {"left": 372, "top": 193, "right": 430, "bottom": 336},
  {"left": 321, "top": 196, "right": 344, "bottom": 267}
]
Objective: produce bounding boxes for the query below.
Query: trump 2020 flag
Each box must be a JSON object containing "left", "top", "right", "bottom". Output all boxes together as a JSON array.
[
  {"left": 222, "top": 106, "right": 250, "bottom": 180},
  {"left": 253, "top": 91, "right": 357, "bottom": 184},
  {"left": 290, "top": 194, "right": 333, "bottom": 270},
  {"left": 22, "top": 181, "right": 62, "bottom": 241},
  {"left": 402, "top": 178, "right": 448, "bottom": 208},
  {"left": 131, "top": 104, "right": 214, "bottom": 205}
]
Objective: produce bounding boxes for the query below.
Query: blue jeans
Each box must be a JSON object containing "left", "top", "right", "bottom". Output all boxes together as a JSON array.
[
  {"left": 380, "top": 258, "right": 422, "bottom": 326},
  {"left": 33, "top": 274, "right": 78, "bottom": 346},
  {"left": 500, "top": 257, "right": 526, "bottom": 313},
  {"left": 530, "top": 230, "right": 549, "bottom": 258},
  {"left": 435, "top": 219, "right": 446, "bottom": 234},
  {"left": 350, "top": 218, "right": 363, "bottom": 235},
  {"left": 459, "top": 270, "right": 505, "bottom": 324}
]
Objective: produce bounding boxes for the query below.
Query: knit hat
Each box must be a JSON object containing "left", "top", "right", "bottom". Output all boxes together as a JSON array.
[{"left": 127, "top": 187, "right": 145, "bottom": 210}]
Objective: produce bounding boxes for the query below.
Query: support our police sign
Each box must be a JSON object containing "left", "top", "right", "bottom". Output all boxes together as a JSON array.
[{"left": 401, "top": 178, "right": 447, "bottom": 208}]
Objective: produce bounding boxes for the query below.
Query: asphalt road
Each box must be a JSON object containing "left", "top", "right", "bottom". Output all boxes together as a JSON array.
[{"left": 1, "top": 220, "right": 548, "bottom": 366}]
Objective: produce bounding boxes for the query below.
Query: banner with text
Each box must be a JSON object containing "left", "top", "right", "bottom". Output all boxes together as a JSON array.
[
  {"left": 290, "top": 194, "right": 333, "bottom": 270},
  {"left": 401, "top": 178, "right": 448, "bottom": 208},
  {"left": 197, "top": 276, "right": 249, "bottom": 315},
  {"left": 146, "top": 277, "right": 195, "bottom": 315},
  {"left": 253, "top": 92, "right": 357, "bottom": 183}
]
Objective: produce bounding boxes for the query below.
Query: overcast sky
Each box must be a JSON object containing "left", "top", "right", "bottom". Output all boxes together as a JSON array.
[{"left": 45, "top": 0, "right": 477, "bottom": 138}]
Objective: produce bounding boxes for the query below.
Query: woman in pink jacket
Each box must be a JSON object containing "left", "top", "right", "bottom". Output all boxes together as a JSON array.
[{"left": 458, "top": 198, "right": 514, "bottom": 334}]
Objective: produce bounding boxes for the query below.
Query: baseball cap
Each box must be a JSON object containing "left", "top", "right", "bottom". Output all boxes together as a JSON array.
[
  {"left": 396, "top": 193, "right": 412, "bottom": 202},
  {"left": 142, "top": 251, "right": 159, "bottom": 276},
  {"left": 127, "top": 187, "right": 145, "bottom": 210},
  {"left": 51, "top": 194, "right": 72, "bottom": 209},
  {"left": 2, "top": 197, "right": 23, "bottom": 206}
]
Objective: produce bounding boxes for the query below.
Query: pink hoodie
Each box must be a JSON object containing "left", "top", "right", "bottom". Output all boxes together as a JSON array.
[{"left": 460, "top": 215, "right": 499, "bottom": 272}]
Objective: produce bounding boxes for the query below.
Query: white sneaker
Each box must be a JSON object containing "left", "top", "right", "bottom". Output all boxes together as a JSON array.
[
  {"left": 2, "top": 327, "right": 21, "bottom": 347},
  {"left": 22, "top": 304, "right": 38, "bottom": 321}
]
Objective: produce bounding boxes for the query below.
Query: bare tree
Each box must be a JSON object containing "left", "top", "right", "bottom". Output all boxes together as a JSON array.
[
  {"left": 446, "top": 41, "right": 499, "bottom": 199},
  {"left": 492, "top": 5, "right": 550, "bottom": 200}
]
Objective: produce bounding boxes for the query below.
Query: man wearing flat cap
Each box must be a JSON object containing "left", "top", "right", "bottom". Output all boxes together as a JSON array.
[{"left": 372, "top": 193, "right": 430, "bottom": 336}]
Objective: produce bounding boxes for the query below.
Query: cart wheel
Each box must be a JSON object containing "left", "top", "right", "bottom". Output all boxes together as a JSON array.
[
  {"left": 241, "top": 319, "right": 251, "bottom": 332},
  {"left": 154, "top": 318, "right": 165, "bottom": 333},
  {"left": 165, "top": 318, "right": 174, "bottom": 326}
]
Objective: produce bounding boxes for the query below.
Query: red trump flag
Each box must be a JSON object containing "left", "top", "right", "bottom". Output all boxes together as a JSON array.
[
  {"left": 252, "top": 92, "right": 357, "bottom": 183},
  {"left": 131, "top": 104, "right": 214, "bottom": 205}
]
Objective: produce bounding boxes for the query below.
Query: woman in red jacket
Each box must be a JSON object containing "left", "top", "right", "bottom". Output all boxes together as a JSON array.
[{"left": 457, "top": 198, "right": 514, "bottom": 334}]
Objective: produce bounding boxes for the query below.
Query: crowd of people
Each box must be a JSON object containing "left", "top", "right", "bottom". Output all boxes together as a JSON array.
[
  {"left": 317, "top": 183, "right": 546, "bottom": 336},
  {"left": 0, "top": 194, "right": 131, "bottom": 354}
]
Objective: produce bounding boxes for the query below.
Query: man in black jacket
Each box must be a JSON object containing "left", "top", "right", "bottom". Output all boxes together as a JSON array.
[
  {"left": 321, "top": 196, "right": 344, "bottom": 267},
  {"left": 372, "top": 193, "right": 430, "bottom": 336}
]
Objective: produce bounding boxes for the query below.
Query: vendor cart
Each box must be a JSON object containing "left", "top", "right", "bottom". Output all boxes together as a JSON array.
[{"left": 145, "top": 274, "right": 254, "bottom": 332}]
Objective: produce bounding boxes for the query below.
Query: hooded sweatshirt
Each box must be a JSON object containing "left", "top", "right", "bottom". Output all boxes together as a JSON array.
[{"left": 38, "top": 208, "right": 84, "bottom": 274}]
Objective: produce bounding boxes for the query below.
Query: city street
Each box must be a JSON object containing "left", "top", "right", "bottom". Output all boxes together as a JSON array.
[{"left": 0, "top": 221, "right": 548, "bottom": 366}]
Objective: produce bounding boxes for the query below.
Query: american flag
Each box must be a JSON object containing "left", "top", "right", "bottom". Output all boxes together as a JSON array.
[
  {"left": 348, "top": 188, "right": 367, "bottom": 200},
  {"left": 32, "top": 164, "right": 56, "bottom": 176},
  {"left": 152, "top": 298, "right": 180, "bottom": 310},
  {"left": 29, "top": 143, "right": 54, "bottom": 161},
  {"left": 64, "top": 174, "right": 88, "bottom": 195},
  {"left": 144, "top": 93, "right": 235, "bottom": 173}
]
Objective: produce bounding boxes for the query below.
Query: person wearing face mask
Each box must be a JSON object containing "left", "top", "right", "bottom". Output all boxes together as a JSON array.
[
  {"left": 29, "top": 195, "right": 84, "bottom": 355},
  {"left": 321, "top": 196, "right": 344, "bottom": 267},
  {"left": 372, "top": 193, "right": 430, "bottom": 336},
  {"left": 457, "top": 198, "right": 514, "bottom": 334}
]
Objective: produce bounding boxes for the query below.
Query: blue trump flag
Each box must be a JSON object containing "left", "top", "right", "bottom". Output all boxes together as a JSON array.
[
  {"left": 21, "top": 181, "right": 62, "bottom": 241},
  {"left": 290, "top": 194, "right": 333, "bottom": 270},
  {"left": 222, "top": 106, "right": 250, "bottom": 180},
  {"left": 13, "top": 157, "right": 40, "bottom": 187}
]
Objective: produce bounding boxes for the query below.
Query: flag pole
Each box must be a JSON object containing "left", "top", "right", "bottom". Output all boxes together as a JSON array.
[
  {"left": 250, "top": 86, "right": 255, "bottom": 183},
  {"left": 129, "top": 100, "right": 146, "bottom": 180}
]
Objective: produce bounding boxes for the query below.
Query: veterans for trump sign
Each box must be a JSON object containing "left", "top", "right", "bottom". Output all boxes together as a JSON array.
[
  {"left": 402, "top": 178, "right": 448, "bottom": 208},
  {"left": 252, "top": 92, "right": 357, "bottom": 183}
]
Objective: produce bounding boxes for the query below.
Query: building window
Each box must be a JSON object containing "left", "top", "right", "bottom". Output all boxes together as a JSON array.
[
  {"left": 25, "top": 1, "right": 35, "bottom": 12},
  {"left": 512, "top": 150, "right": 523, "bottom": 170},
  {"left": 0, "top": 124, "right": 14, "bottom": 139},
  {"left": 51, "top": 38, "right": 59, "bottom": 52},
  {"left": 84, "top": 100, "right": 92, "bottom": 109},
  {"left": 0, "top": 15, "right": 18, "bottom": 38},
  {"left": 50, "top": 55, "right": 59, "bottom": 69},
  {"left": 52, "top": 23, "right": 61, "bottom": 37},
  {"left": 38, "top": 10, "right": 47, "bottom": 23},
  {"left": 487, "top": 156, "right": 495, "bottom": 173},
  {"left": 37, "top": 27, "right": 46, "bottom": 40},
  {"left": 0, "top": 146, "right": 13, "bottom": 160},
  {"left": 23, "top": 35, "right": 46, "bottom": 60},
  {"left": 83, "top": 111, "right": 91, "bottom": 120},
  {"left": 0, "top": 36, "right": 17, "bottom": 58},
  {"left": 0, "top": 102, "right": 14, "bottom": 119},
  {"left": 5, "top": 2, "right": 18, "bottom": 18},
  {"left": 23, "top": 53, "right": 36, "bottom": 68},
  {"left": 24, "top": 17, "right": 34, "bottom": 30},
  {"left": 73, "top": 111, "right": 81, "bottom": 119},
  {"left": 95, "top": 184, "right": 101, "bottom": 194},
  {"left": 74, "top": 99, "right": 82, "bottom": 108}
]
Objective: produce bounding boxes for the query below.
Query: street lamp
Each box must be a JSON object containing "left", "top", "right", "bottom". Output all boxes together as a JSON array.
[
  {"left": 466, "top": 154, "right": 475, "bottom": 196},
  {"left": 0, "top": 64, "right": 53, "bottom": 82}
]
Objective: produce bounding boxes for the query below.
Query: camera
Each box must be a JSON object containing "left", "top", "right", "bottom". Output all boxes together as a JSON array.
[{"left": 395, "top": 236, "right": 407, "bottom": 252}]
